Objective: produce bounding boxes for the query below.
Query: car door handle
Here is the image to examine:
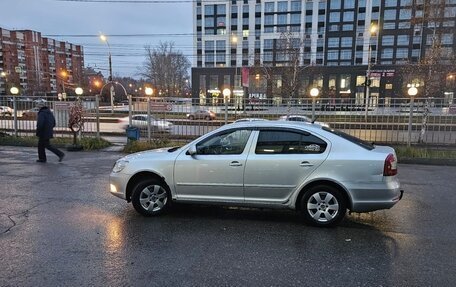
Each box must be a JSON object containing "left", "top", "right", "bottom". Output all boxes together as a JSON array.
[
  {"left": 300, "top": 161, "right": 314, "bottom": 167},
  {"left": 229, "top": 161, "right": 243, "bottom": 167}
]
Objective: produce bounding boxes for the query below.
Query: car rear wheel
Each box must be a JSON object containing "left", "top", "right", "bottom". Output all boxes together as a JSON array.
[
  {"left": 131, "top": 179, "right": 170, "bottom": 216},
  {"left": 300, "top": 185, "right": 346, "bottom": 227},
  {"left": 188, "top": 115, "right": 194, "bottom": 120}
]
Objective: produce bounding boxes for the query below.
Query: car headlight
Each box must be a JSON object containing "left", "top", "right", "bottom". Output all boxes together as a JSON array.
[{"left": 112, "top": 160, "right": 129, "bottom": 173}]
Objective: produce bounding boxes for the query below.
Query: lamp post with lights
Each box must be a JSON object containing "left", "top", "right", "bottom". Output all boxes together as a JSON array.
[
  {"left": 365, "top": 24, "right": 378, "bottom": 121},
  {"left": 10, "top": 86, "right": 19, "bottom": 137},
  {"left": 310, "top": 87, "right": 320, "bottom": 121},
  {"left": 407, "top": 85, "right": 418, "bottom": 147},
  {"left": 100, "top": 34, "right": 114, "bottom": 113}
]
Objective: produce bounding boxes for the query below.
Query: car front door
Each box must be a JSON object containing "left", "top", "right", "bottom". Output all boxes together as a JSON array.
[
  {"left": 243, "top": 128, "right": 330, "bottom": 204},
  {"left": 174, "top": 128, "right": 254, "bottom": 202}
]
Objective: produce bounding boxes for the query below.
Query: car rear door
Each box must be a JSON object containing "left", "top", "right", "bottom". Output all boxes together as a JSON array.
[{"left": 243, "top": 128, "right": 330, "bottom": 204}]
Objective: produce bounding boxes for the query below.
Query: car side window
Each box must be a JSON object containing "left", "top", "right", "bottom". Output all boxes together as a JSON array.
[
  {"left": 255, "top": 130, "right": 327, "bottom": 154},
  {"left": 196, "top": 129, "right": 252, "bottom": 155}
]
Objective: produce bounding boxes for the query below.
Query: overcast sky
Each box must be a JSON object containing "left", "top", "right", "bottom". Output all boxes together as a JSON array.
[{"left": 1, "top": 0, "right": 193, "bottom": 78}]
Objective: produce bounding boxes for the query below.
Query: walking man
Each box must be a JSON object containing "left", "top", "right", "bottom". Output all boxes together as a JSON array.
[{"left": 36, "top": 103, "right": 65, "bottom": 163}]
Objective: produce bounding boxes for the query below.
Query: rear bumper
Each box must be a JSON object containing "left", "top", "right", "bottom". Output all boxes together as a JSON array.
[{"left": 348, "top": 180, "right": 403, "bottom": 213}]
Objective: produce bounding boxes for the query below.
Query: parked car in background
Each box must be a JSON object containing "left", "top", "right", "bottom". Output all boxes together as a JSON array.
[
  {"left": 187, "top": 110, "right": 216, "bottom": 120},
  {"left": 279, "top": 115, "right": 330, "bottom": 127},
  {"left": 109, "top": 121, "right": 402, "bottom": 227},
  {"left": 21, "top": 107, "right": 41, "bottom": 119},
  {"left": 118, "top": 114, "right": 173, "bottom": 133},
  {"left": 0, "top": 106, "right": 13, "bottom": 116}
]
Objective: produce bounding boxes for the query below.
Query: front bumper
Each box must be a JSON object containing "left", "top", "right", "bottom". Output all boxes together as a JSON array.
[{"left": 109, "top": 172, "right": 131, "bottom": 200}]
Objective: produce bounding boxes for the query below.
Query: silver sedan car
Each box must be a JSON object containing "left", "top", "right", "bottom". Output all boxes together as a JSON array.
[
  {"left": 118, "top": 115, "right": 173, "bottom": 133},
  {"left": 110, "top": 121, "right": 402, "bottom": 227}
]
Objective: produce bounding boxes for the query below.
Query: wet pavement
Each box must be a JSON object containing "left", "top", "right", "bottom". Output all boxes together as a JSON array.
[{"left": 0, "top": 146, "right": 455, "bottom": 286}]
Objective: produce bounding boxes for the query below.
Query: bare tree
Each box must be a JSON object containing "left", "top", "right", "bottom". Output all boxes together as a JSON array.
[{"left": 140, "top": 42, "right": 190, "bottom": 97}]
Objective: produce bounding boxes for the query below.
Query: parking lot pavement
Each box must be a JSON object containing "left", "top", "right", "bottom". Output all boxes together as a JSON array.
[{"left": 0, "top": 146, "right": 456, "bottom": 286}]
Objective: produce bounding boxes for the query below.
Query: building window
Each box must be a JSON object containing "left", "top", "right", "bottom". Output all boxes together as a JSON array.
[
  {"left": 397, "top": 35, "right": 409, "bottom": 45},
  {"left": 277, "top": 14, "right": 287, "bottom": 25},
  {"left": 290, "top": 14, "right": 301, "bottom": 25},
  {"left": 383, "top": 22, "right": 395, "bottom": 29},
  {"left": 340, "top": 50, "right": 352, "bottom": 60},
  {"left": 381, "top": 48, "right": 394, "bottom": 58},
  {"left": 205, "top": 5, "right": 214, "bottom": 15},
  {"left": 243, "top": 30, "right": 249, "bottom": 37},
  {"left": 396, "top": 48, "right": 408, "bottom": 59},
  {"left": 385, "top": 0, "right": 397, "bottom": 6},
  {"left": 264, "top": 39, "right": 273, "bottom": 49},
  {"left": 291, "top": 0, "right": 301, "bottom": 12},
  {"left": 330, "top": 0, "right": 341, "bottom": 9},
  {"left": 442, "top": 33, "right": 453, "bottom": 45},
  {"left": 328, "top": 37, "right": 340, "bottom": 48},
  {"left": 265, "top": 2, "right": 274, "bottom": 13},
  {"left": 327, "top": 50, "right": 339, "bottom": 60},
  {"left": 205, "top": 40, "right": 214, "bottom": 50},
  {"left": 399, "top": 9, "right": 412, "bottom": 20},
  {"left": 342, "top": 24, "right": 354, "bottom": 31},
  {"left": 265, "top": 15, "right": 274, "bottom": 25},
  {"left": 382, "top": 35, "right": 394, "bottom": 46},
  {"left": 330, "top": 12, "right": 340, "bottom": 22},
  {"left": 341, "top": 37, "right": 353, "bottom": 47},
  {"left": 278, "top": 1, "right": 288, "bottom": 12},
  {"left": 340, "top": 74, "right": 351, "bottom": 91},
  {"left": 400, "top": 0, "right": 412, "bottom": 6},
  {"left": 217, "top": 4, "right": 226, "bottom": 14},
  {"left": 344, "top": 11, "right": 354, "bottom": 22},
  {"left": 216, "top": 40, "right": 226, "bottom": 50},
  {"left": 344, "top": 0, "right": 355, "bottom": 9},
  {"left": 384, "top": 9, "right": 396, "bottom": 20},
  {"left": 398, "top": 22, "right": 411, "bottom": 29}
]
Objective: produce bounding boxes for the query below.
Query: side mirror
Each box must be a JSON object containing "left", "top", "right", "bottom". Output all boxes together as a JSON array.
[{"left": 186, "top": 145, "right": 197, "bottom": 156}]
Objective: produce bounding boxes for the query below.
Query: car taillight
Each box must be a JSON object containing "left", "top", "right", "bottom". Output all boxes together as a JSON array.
[{"left": 384, "top": 154, "right": 397, "bottom": 176}]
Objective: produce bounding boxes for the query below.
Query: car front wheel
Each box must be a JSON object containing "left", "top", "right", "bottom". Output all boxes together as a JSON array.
[
  {"left": 300, "top": 185, "right": 347, "bottom": 227},
  {"left": 131, "top": 179, "right": 170, "bottom": 216}
]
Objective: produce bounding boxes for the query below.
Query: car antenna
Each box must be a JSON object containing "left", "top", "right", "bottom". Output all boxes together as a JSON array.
[{"left": 311, "top": 115, "right": 319, "bottom": 124}]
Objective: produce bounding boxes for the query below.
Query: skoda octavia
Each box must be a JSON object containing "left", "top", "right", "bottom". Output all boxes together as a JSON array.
[{"left": 110, "top": 121, "right": 402, "bottom": 227}]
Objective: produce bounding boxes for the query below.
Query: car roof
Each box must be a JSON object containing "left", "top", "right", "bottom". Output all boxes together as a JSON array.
[{"left": 225, "top": 119, "right": 325, "bottom": 132}]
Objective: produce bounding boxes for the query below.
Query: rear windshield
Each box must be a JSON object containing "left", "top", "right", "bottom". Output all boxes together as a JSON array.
[{"left": 322, "top": 127, "right": 374, "bottom": 150}]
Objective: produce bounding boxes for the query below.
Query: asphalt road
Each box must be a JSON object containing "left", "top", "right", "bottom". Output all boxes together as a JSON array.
[{"left": 0, "top": 146, "right": 455, "bottom": 286}]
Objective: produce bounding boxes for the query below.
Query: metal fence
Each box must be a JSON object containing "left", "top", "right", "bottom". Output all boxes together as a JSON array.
[{"left": 1, "top": 95, "right": 456, "bottom": 145}]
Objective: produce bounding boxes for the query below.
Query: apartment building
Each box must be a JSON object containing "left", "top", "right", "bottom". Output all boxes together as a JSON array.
[
  {"left": 0, "top": 27, "right": 84, "bottom": 96},
  {"left": 192, "top": 0, "right": 456, "bottom": 105}
]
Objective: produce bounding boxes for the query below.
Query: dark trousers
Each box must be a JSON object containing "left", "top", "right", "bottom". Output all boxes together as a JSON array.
[{"left": 38, "top": 138, "right": 64, "bottom": 161}]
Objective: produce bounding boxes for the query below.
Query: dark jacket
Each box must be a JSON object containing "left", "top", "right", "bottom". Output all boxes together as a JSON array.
[{"left": 36, "top": 107, "right": 56, "bottom": 139}]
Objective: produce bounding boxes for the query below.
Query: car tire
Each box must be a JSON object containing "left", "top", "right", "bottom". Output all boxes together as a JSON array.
[
  {"left": 131, "top": 178, "right": 171, "bottom": 217},
  {"left": 189, "top": 115, "right": 194, "bottom": 120},
  {"left": 205, "top": 116, "right": 211, "bottom": 120},
  {"left": 300, "top": 185, "right": 347, "bottom": 227}
]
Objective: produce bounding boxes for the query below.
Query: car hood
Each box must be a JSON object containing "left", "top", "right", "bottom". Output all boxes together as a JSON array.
[{"left": 122, "top": 147, "right": 178, "bottom": 162}]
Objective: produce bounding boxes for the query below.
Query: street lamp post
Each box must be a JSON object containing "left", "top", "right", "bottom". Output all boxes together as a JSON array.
[
  {"left": 223, "top": 88, "right": 231, "bottom": 124},
  {"left": 10, "top": 86, "right": 19, "bottom": 137},
  {"left": 310, "top": 88, "right": 320, "bottom": 121},
  {"left": 100, "top": 34, "right": 114, "bottom": 113},
  {"left": 407, "top": 86, "right": 418, "bottom": 147},
  {"left": 365, "top": 24, "right": 378, "bottom": 121},
  {"left": 145, "top": 87, "right": 154, "bottom": 141}
]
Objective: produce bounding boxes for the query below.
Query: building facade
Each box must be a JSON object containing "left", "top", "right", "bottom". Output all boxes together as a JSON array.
[
  {"left": 192, "top": 0, "right": 456, "bottom": 106},
  {"left": 0, "top": 27, "right": 84, "bottom": 96}
]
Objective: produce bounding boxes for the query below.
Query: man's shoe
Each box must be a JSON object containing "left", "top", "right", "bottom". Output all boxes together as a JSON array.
[
  {"left": 36, "top": 159, "right": 46, "bottom": 163},
  {"left": 59, "top": 154, "right": 65, "bottom": 162}
]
